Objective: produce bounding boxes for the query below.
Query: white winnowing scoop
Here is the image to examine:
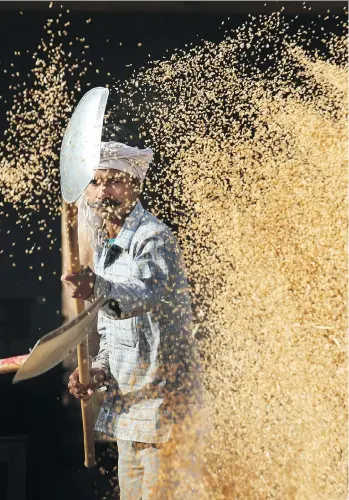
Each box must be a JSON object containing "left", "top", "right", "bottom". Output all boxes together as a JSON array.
[{"left": 60, "top": 86, "right": 109, "bottom": 203}]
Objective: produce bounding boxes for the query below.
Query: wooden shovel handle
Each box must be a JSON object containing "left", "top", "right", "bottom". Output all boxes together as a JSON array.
[
  {"left": 74, "top": 298, "right": 96, "bottom": 468},
  {"left": 64, "top": 201, "right": 96, "bottom": 468},
  {"left": 0, "top": 354, "right": 29, "bottom": 374}
]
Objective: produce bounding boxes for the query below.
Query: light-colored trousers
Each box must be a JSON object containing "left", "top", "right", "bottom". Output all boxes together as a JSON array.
[{"left": 117, "top": 439, "right": 163, "bottom": 500}]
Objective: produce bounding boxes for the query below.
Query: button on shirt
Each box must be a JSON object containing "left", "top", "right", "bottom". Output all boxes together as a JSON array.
[{"left": 87, "top": 200, "right": 195, "bottom": 443}]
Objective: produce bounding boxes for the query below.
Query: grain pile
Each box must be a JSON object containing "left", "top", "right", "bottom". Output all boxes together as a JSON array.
[{"left": 109, "top": 11, "right": 348, "bottom": 500}]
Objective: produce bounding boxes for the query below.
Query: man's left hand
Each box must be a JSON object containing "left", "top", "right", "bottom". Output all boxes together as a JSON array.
[{"left": 61, "top": 266, "right": 96, "bottom": 300}]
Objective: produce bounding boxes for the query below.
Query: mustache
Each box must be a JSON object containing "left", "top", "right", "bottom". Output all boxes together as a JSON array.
[{"left": 87, "top": 198, "right": 123, "bottom": 209}]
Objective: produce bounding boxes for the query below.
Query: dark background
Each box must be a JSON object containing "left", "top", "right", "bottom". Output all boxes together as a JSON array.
[{"left": 0, "top": 2, "right": 346, "bottom": 499}]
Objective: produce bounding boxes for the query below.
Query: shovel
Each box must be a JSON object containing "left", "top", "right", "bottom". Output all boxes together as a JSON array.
[{"left": 0, "top": 87, "right": 110, "bottom": 469}]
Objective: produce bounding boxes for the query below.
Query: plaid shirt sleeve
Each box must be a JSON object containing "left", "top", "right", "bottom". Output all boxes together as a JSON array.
[
  {"left": 92, "top": 229, "right": 175, "bottom": 320},
  {"left": 90, "top": 332, "right": 110, "bottom": 376}
]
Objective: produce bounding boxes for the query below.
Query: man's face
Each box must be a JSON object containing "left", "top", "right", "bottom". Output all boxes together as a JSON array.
[{"left": 85, "top": 169, "right": 141, "bottom": 221}]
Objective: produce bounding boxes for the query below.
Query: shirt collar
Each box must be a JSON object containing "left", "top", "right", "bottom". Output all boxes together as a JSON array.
[{"left": 106, "top": 200, "right": 145, "bottom": 253}]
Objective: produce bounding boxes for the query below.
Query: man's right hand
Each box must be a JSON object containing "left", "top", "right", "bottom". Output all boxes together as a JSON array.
[{"left": 68, "top": 367, "right": 106, "bottom": 401}]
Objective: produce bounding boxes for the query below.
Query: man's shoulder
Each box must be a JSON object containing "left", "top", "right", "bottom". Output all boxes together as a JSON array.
[
  {"left": 132, "top": 207, "right": 177, "bottom": 248},
  {"left": 138, "top": 207, "right": 172, "bottom": 237}
]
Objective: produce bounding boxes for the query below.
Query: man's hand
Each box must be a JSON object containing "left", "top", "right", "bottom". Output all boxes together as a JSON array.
[
  {"left": 68, "top": 367, "right": 107, "bottom": 401},
  {"left": 61, "top": 266, "right": 96, "bottom": 300}
]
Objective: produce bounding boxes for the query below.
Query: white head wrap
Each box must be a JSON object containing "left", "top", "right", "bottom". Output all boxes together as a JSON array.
[
  {"left": 98, "top": 141, "right": 153, "bottom": 182},
  {"left": 77, "top": 141, "right": 153, "bottom": 251}
]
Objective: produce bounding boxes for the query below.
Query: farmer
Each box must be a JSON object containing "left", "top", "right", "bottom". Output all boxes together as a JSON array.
[{"left": 61, "top": 141, "right": 200, "bottom": 499}]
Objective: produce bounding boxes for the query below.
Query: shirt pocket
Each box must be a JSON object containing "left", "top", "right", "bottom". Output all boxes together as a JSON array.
[{"left": 113, "top": 316, "right": 138, "bottom": 348}]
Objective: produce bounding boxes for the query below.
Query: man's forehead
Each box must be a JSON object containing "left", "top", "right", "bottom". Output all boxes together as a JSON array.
[{"left": 93, "top": 169, "right": 129, "bottom": 180}]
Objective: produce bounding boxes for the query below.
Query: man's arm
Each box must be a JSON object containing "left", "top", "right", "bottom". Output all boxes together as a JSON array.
[{"left": 89, "top": 229, "right": 176, "bottom": 320}]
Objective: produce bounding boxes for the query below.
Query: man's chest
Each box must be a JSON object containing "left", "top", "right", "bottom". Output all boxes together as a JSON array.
[{"left": 94, "top": 245, "right": 135, "bottom": 282}]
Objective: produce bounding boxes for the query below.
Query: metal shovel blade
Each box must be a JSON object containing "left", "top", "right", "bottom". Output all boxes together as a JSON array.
[
  {"left": 60, "top": 87, "right": 109, "bottom": 203},
  {"left": 13, "top": 296, "right": 106, "bottom": 383}
]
